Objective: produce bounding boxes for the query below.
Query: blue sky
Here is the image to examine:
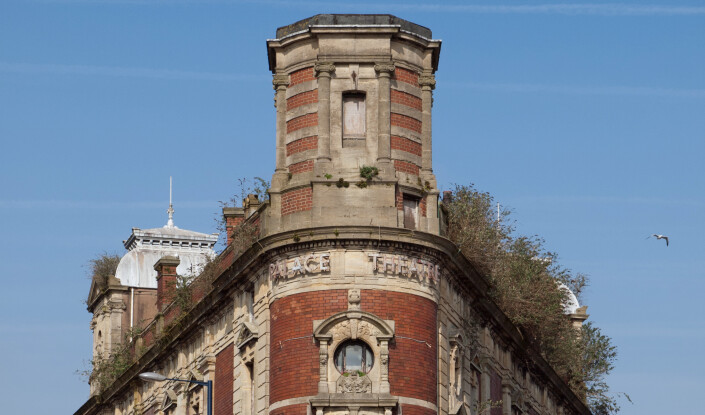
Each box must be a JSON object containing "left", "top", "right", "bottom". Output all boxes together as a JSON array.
[{"left": 0, "top": 1, "right": 703, "bottom": 413}]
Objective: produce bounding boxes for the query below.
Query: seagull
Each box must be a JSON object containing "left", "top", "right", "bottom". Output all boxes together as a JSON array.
[{"left": 649, "top": 234, "right": 669, "bottom": 246}]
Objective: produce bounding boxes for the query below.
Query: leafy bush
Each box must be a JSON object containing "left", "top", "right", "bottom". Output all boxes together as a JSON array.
[
  {"left": 88, "top": 253, "right": 121, "bottom": 290},
  {"left": 444, "top": 184, "right": 620, "bottom": 413}
]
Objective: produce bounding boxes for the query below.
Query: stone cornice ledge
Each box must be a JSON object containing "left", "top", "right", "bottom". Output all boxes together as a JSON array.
[{"left": 310, "top": 393, "right": 398, "bottom": 408}]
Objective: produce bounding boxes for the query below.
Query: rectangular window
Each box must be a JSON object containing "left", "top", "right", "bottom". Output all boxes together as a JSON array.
[
  {"left": 343, "top": 92, "right": 366, "bottom": 147},
  {"left": 403, "top": 195, "right": 419, "bottom": 230},
  {"left": 245, "top": 288, "right": 255, "bottom": 323}
]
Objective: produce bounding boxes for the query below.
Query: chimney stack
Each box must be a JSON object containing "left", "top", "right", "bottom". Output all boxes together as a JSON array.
[{"left": 154, "top": 256, "right": 180, "bottom": 311}]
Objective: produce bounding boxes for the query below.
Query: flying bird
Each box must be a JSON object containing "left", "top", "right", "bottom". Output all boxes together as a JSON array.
[{"left": 648, "top": 234, "right": 669, "bottom": 246}]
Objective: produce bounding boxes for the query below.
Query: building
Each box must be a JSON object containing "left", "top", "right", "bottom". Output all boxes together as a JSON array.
[{"left": 76, "top": 14, "right": 591, "bottom": 415}]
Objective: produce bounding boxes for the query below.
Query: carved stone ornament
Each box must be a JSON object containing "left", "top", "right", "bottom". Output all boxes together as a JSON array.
[
  {"left": 337, "top": 372, "right": 372, "bottom": 393},
  {"left": 235, "top": 321, "right": 259, "bottom": 350},
  {"left": 272, "top": 74, "right": 290, "bottom": 89},
  {"left": 374, "top": 62, "right": 395, "bottom": 74},
  {"left": 418, "top": 74, "right": 436, "bottom": 90},
  {"left": 314, "top": 61, "right": 335, "bottom": 75},
  {"left": 348, "top": 289, "right": 361, "bottom": 310}
]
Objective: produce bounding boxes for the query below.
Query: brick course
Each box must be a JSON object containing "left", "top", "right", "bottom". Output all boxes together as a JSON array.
[
  {"left": 391, "top": 89, "right": 422, "bottom": 111},
  {"left": 270, "top": 403, "right": 309, "bottom": 415},
  {"left": 269, "top": 290, "right": 437, "bottom": 407},
  {"left": 491, "top": 369, "right": 502, "bottom": 415},
  {"left": 391, "top": 135, "right": 422, "bottom": 157},
  {"left": 391, "top": 113, "right": 422, "bottom": 133},
  {"left": 281, "top": 187, "right": 313, "bottom": 215},
  {"left": 289, "top": 160, "right": 314, "bottom": 174},
  {"left": 215, "top": 344, "right": 234, "bottom": 415},
  {"left": 287, "top": 89, "right": 318, "bottom": 110},
  {"left": 394, "top": 160, "right": 420, "bottom": 176},
  {"left": 286, "top": 136, "right": 318, "bottom": 156},
  {"left": 289, "top": 67, "right": 315, "bottom": 87},
  {"left": 287, "top": 113, "right": 318, "bottom": 134},
  {"left": 394, "top": 67, "right": 419, "bottom": 87}
]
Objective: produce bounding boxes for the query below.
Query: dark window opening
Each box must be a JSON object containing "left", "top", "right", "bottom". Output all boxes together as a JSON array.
[{"left": 334, "top": 340, "right": 374, "bottom": 374}]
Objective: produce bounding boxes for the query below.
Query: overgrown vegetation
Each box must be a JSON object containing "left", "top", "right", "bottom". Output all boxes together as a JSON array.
[
  {"left": 444, "top": 184, "right": 622, "bottom": 414},
  {"left": 359, "top": 166, "right": 379, "bottom": 181},
  {"left": 88, "top": 253, "right": 121, "bottom": 290},
  {"left": 79, "top": 326, "right": 144, "bottom": 394}
]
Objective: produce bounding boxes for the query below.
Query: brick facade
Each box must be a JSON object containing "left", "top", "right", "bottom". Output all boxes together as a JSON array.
[
  {"left": 491, "top": 369, "right": 502, "bottom": 415},
  {"left": 215, "top": 344, "right": 234, "bottom": 415},
  {"left": 391, "top": 113, "right": 422, "bottom": 133},
  {"left": 270, "top": 290, "right": 348, "bottom": 404},
  {"left": 391, "top": 135, "right": 422, "bottom": 157},
  {"left": 394, "top": 160, "right": 420, "bottom": 176},
  {"left": 286, "top": 136, "right": 318, "bottom": 156},
  {"left": 289, "top": 67, "right": 315, "bottom": 87},
  {"left": 391, "top": 89, "right": 422, "bottom": 111},
  {"left": 288, "top": 160, "right": 314, "bottom": 174},
  {"left": 270, "top": 290, "right": 437, "bottom": 409},
  {"left": 394, "top": 67, "right": 420, "bottom": 87},
  {"left": 287, "top": 112, "right": 318, "bottom": 133},
  {"left": 281, "top": 187, "right": 313, "bottom": 215},
  {"left": 287, "top": 89, "right": 318, "bottom": 110}
]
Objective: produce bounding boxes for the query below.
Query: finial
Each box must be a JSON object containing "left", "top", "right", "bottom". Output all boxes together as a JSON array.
[{"left": 166, "top": 176, "right": 175, "bottom": 228}]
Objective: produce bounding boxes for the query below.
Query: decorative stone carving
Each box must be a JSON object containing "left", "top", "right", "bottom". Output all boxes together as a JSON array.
[
  {"left": 337, "top": 372, "right": 372, "bottom": 393},
  {"left": 449, "top": 326, "right": 466, "bottom": 414},
  {"left": 348, "top": 289, "right": 361, "bottom": 310},
  {"left": 418, "top": 74, "right": 436, "bottom": 90},
  {"left": 235, "top": 321, "right": 259, "bottom": 350},
  {"left": 271, "top": 74, "right": 289, "bottom": 89},
  {"left": 374, "top": 62, "right": 395, "bottom": 74},
  {"left": 314, "top": 61, "right": 336, "bottom": 75}
]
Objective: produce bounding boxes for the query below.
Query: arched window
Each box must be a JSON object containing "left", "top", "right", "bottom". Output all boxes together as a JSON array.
[{"left": 334, "top": 340, "right": 374, "bottom": 374}]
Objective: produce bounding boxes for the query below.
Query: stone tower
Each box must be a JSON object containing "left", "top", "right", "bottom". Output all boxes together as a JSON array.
[{"left": 265, "top": 14, "right": 441, "bottom": 236}]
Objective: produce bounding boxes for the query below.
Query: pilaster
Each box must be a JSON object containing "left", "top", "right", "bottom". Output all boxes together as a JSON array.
[
  {"left": 314, "top": 61, "right": 335, "bottom": 172},
  {"left": 374, "top": 62, "right": 395, "bottom": 176}
]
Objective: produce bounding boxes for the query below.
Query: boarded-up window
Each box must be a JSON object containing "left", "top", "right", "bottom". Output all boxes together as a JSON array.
[
  {"left": 403, "top": 195, "right": 419, "bottom": 230},
  {"left": 343, "top": 93, "right": 366, "bottom": 140}
]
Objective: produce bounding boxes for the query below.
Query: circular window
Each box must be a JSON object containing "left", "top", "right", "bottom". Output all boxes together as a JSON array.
[{"left": 334, "top": 340, "right": 374, "bottom": 374}]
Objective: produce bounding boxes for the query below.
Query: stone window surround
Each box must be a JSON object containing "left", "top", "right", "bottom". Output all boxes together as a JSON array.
[{"left": 310, "top": 295, "right": 398, "bottom": 415}]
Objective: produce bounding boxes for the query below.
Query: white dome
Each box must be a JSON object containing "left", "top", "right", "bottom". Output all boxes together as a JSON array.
[
  {"left": 115, "top": 226, "right": 218, "bottom": 288},
  {"left": 557, "top": 282, "right": 580, "bottom": 315}
]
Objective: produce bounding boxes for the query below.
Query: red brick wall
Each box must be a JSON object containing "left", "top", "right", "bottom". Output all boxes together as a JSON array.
[
  {"left": 287, "top": 113, "right": 318, "bottom": 133},
  {"left": 391, "top": 89, "right": 422, "bottom": 111},
  {"left": 391, "top": 113, "right": 422, "bottom": 133},
  {"left": 270, "top": 290, "right": 437, "bottom": 408},
  {"left": 490, "top": 369, "right": 502, "bottom": 415},
  {"left": 420, "top": 196, "right": 427, "bottom": 217},
  {"left": 399, "top": 406, "right": 436, "bottom": 415},
  {"left": 394, "top": 160, "right": 420, "bottom": 176},
  {"left": 394, "top": 67, "right": 419, "bottom": 87},
  {"left": 288, "top": 160, "right": 314, "bottom": 174},
  {"left": 360, "top": 291, "right": 437, "bottom": 403},
  {"left": 270, "top": 403, "right": 309, "bottom": 415},
  {"left": 270, "top": 290, "right": 348, "bottom": 404},
  {"left": 396, "top": 188, "right": 404, "bottom": 211},
  {"left": 281, "top": 187, "right": 313, "bottom": 215},
  {"left": 289, "top": 67, "right": 315, "bottom": 87},
  {"left": 391, "top": 135, "right": 422, "bottom": 157},
  {"left": 286, "top": 136, "right": 318, "bottom": 156},
  {"left": 214, "top": 344, "right": 234, "bottom": 415},
  {"left": 287, "top": 89, "right": 318, "bottom": 110}
]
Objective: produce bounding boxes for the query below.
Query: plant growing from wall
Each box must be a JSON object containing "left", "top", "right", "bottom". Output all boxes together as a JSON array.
[
  {"left": 359, "top": 166, "right": 379, "bottom": 181},
  {"left": 444, "top": 184, "right": 621, "bottom": 414},
  {"left": 88, "top": 253, "right": 121, "bottom": 291}
]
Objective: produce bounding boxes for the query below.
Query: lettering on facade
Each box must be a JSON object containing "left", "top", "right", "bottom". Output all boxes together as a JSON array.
[
  {"left": 368, "top": 253, "right": 440, "bottom": 284},
  {"left": 269, "top": 252, "right": 330, "bottom": 281}
]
